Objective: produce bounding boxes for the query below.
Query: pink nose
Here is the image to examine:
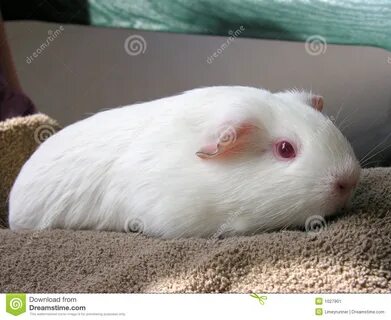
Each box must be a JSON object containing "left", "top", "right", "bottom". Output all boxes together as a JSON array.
[{"left": 335, "top": 179, "right": 357, "bottom": 196}]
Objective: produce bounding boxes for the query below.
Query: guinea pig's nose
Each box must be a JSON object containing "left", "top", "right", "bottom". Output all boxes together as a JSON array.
[
  {"left": 337, "top": 181, "right": 349, "bottom": 193},
  {"left": 334, "top": 178, "right": 357, "bottom": 196}
]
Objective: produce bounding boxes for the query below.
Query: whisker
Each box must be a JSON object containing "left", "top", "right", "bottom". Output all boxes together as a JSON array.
[
  {"left": 334, "top": 103, "right": 344, "bottom": 124},
  {"left": 360, "top": 142, "right": 391, "bottom": 167},
  {"left": 337, "top": 106, "right": 361, "bottom": 134},
  {"left": 360, "top": 159, "right": 382, "bottom": 167},
  {"left": 339, "top": 118, "right": 354, "bottom": 133},
  {"left": 360, "top": 131, "right": 391, "bottom": 164}
]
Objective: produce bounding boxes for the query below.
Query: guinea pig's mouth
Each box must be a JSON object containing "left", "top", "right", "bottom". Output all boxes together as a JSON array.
[
  {"left": 338, "top": 184, "right": 359, "bottom": 208},
  {"left": 300, "top": 204, "right": 352, "bottom": 235},
  {"left": 327, "top": 194, "right": 353, "bottom": 217},
  {"left": 323, "top": 187, "right": 358, "bottom": 225},
  {"left": 341, "top": 196, "right": 354, "bottom": 210},
  {"left": 324, "top": 163, "right": 361, "bottom": 209}
]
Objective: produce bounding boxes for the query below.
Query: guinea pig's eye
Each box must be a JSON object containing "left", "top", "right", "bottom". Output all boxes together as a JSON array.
[{"left": 274, "top": 140, "right": 296, "bottom": 160}]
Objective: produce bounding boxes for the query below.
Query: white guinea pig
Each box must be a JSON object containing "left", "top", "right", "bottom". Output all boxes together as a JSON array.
[{"left": 9, "top": 86, "right": 360, "bottom": 238}]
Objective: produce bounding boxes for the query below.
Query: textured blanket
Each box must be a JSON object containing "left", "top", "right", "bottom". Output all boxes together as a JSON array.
[
  {"left": 0, "top": 115, "right": 390, "bottom": 293},
  {"left": 0, "top": 114, "right": 60, "bottom": 227}
]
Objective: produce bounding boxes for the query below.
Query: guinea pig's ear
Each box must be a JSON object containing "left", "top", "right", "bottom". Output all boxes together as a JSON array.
[
  {"left": 311, "top": 95, "right": 324, "bottom": 112},
  {"left": 276, "top": 90, "right": 324, "bottom": 112},
  {"left": 196, "top": 121, "right": 256, "bottom": 159}
]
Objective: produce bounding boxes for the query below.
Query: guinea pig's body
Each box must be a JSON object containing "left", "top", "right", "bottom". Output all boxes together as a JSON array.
[{"left": 9, "top": 86, "right": 360, "bottom": 238}]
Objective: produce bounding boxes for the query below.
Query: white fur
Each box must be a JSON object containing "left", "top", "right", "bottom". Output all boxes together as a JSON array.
[{"left": 8, "top": 86, "right": 361, "bottom": 238}]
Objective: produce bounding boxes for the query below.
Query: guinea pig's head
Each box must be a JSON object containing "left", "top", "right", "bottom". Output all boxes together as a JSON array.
[{"left": 196, "top": 87, "right": 361, "bottom": 231}]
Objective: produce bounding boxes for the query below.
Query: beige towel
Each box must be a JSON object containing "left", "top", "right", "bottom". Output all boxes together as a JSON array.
[
  {"left": 0, "top": 114, "right": 60, "bottom": 228},
  {"left": 0, "top": 115, "right": 390, "bottom": 293}
]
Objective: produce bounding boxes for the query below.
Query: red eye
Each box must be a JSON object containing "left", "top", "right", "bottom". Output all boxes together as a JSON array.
[{"left": 274, "top": 140, "right": 296, "bottom": 160}]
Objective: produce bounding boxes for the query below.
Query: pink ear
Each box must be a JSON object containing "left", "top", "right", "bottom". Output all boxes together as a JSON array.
[
  {"left": 196, "top": 122, "right": 255, "bottom": 159},
  {"left": 275, "top": 90, "right": 324, "bottom": 112},
  {"left": 311, "top": 95, "right": 324, "bottom": 112}
]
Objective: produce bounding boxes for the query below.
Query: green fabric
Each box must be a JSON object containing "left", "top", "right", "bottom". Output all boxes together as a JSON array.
[
  {"left": 87, "top": 0, "right": 391, "bottom": 51},
  {"left": 2, "top": 0, "right": 390, "bottom": 51}
]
